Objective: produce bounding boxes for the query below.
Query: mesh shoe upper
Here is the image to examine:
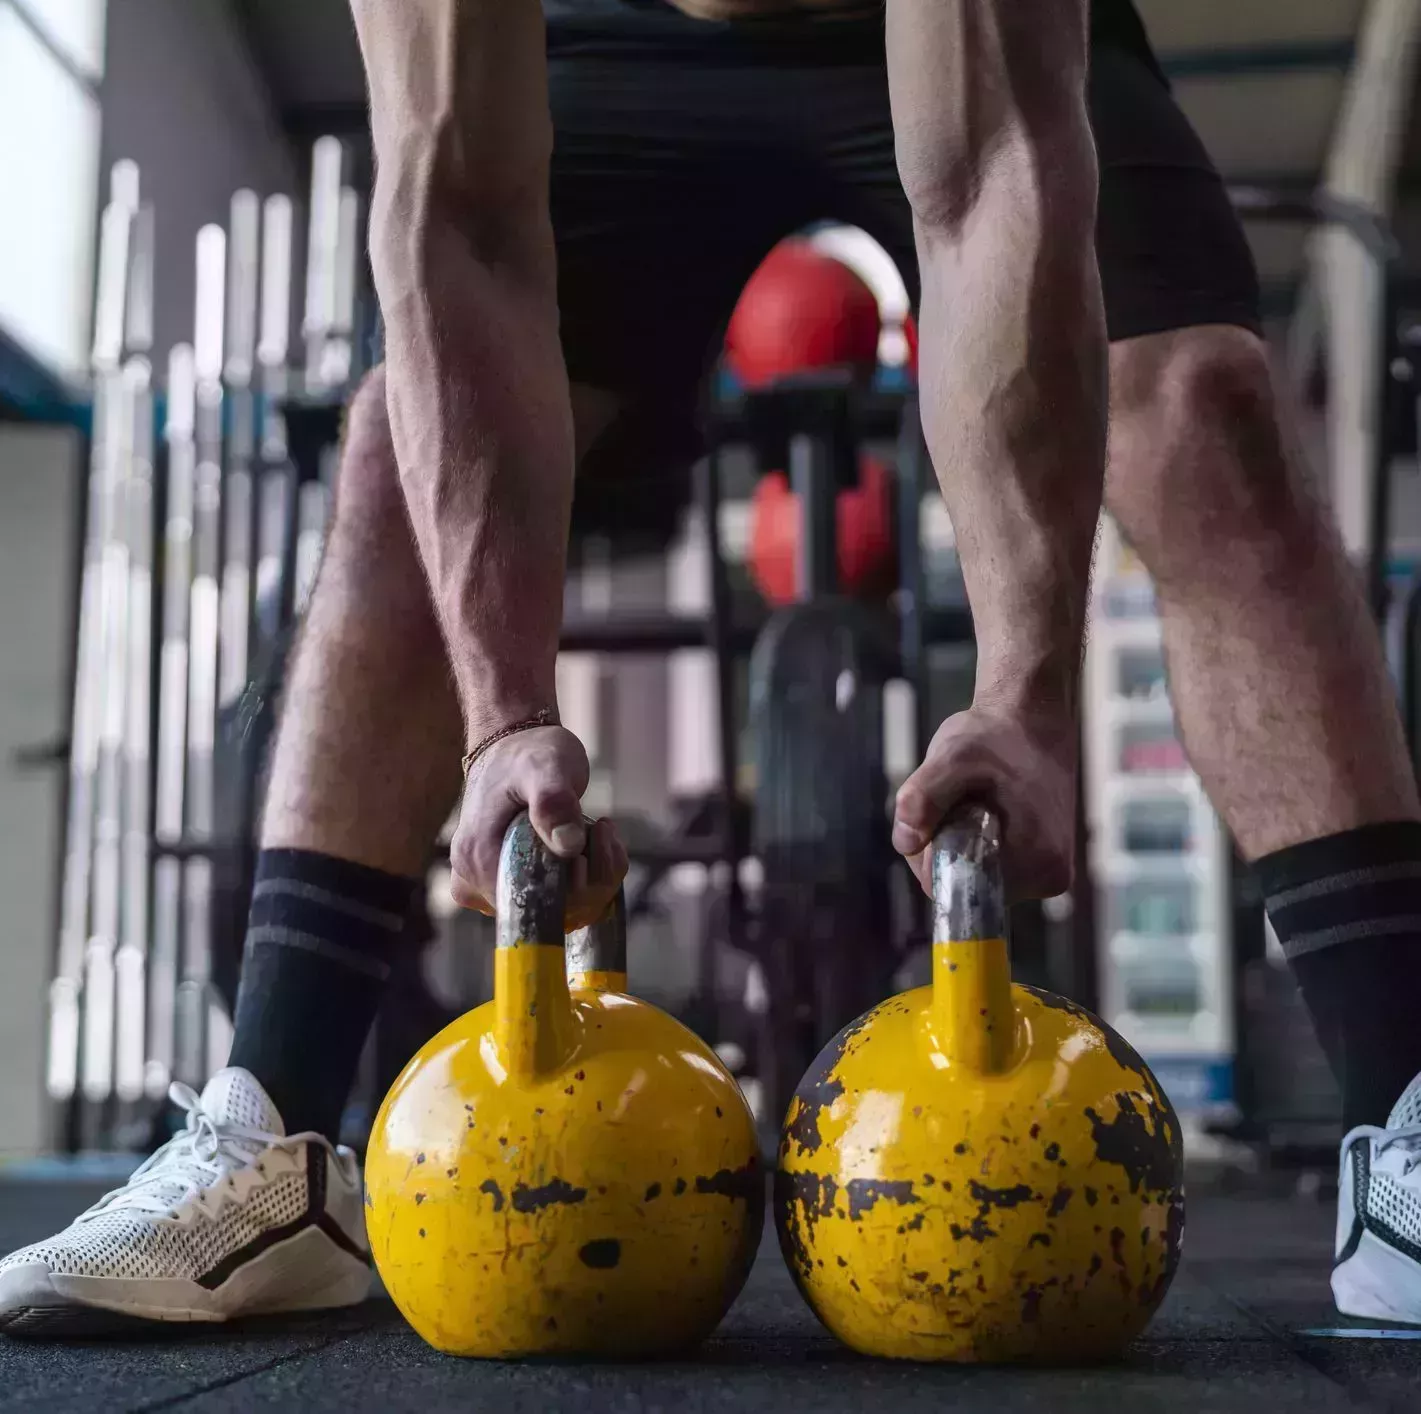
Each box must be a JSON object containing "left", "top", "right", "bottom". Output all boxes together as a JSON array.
[
  {"left": 1344, "top": 1073, "right": 1421, "bottom": 1257},
  {"left": 0, "top": 1069, "right": 346, "bottom": 1285}
]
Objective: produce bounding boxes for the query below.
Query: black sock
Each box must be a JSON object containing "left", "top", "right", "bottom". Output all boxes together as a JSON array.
[
  {"left": 1253, "top": 822, "right": 1421, "bottom": 1132},
  {"left": 227, "top": 849, "right": 419, "bottom": 1141}
]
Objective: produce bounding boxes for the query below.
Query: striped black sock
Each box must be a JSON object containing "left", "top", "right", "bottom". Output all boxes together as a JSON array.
[
  {"left": 227, "top": 849, "right": 419, "bottom": 1141},
  {"left": 1253, "top": 821, "right": 1421, "bottom": 1132}
]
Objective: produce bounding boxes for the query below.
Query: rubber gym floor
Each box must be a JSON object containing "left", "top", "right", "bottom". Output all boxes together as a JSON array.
[{"left": 3, "top": 1173, "right": 1419, "bottom": 1413}]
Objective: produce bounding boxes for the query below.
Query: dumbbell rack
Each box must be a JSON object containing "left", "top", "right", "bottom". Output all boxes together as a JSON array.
[{"left": 1082, "top": 516, "right": 1237, "bottom": 1130}]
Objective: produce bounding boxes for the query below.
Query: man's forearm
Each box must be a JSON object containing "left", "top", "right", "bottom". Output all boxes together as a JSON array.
[
  {"left": 919, "top": 167, "right": 1104, "bottom": 718},
  {"left": 352, "top": 0, "right": 572, "bottom": 744},
  {"left": 888, "top": 0, "right": 1105, "bottom": 725},
  {"left": 376, "top": 227, "right": 573, "bottom": 740}
]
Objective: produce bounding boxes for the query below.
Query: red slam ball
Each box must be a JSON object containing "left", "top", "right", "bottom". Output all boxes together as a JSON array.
[{"left": 725, "top": 239, "right": 884, "bottom": 389}]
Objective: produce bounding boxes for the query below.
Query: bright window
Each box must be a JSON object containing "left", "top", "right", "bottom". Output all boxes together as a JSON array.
[
  {"left": 0, "top": 0, "right": 103, "bottom": 383},
  {"left": 11, "top": 0, "right": 106, "bottom": 78}
]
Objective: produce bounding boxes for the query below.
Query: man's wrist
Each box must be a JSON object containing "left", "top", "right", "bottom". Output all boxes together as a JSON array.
[
  {"left": 462, "top": 709, "right": 561, "bottom": 776},
  {"left": 974, "top": 649, "right": 1081, "bottom": 732},
  {"left": 455, "top": 660, "right": 558, "bottom": 741},
  {"left": 463, "top": 693, "right": 560, "bottom": 751}
]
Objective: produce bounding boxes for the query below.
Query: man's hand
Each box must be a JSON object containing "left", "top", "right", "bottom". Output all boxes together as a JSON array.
[
  {"left": 892, "top": 704, "right": 1076, "bottom": 903},
  {"left": 449, "top": 726, "right": 629, "bottom": 931}
]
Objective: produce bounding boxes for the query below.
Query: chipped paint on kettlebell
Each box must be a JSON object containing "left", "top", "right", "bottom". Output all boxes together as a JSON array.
[
  {"left": 365, "top": 815, "right": 764, "bottom": 1360},
  {"left": 366, "top": 982, "right": 766, "bottom": 1359},
  {"left": 775, "top": 981, "right": 1185, "bottom": 1363}
]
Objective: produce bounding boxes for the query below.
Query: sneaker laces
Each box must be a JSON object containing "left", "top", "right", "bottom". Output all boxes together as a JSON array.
[
  {"left": 75, "top": 1082, "right": 337, "bottom": 1222},
  {"left": 1345, "top": 1122, "right": 1421, "bottom": 1178}
]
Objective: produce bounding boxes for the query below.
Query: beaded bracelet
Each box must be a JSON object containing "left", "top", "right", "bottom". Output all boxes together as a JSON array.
[{"left": 461, "top": 709, "right": 559, "bottom": 777}]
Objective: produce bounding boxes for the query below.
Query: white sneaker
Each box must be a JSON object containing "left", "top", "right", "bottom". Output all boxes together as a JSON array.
[
  {"left": 0, "top": 1068, "right": 370, "bottom": 1337},
  {"left": 1333, "top": 1072, "right": 1421, "bottom": 1324}
]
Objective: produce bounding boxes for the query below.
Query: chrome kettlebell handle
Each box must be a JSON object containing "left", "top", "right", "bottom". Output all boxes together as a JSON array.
[
  {"left": 568, "top": 889, "right": 628, "bottom": 977},
  {"left": 495, "top": 810, "right": 626, "bottom": 963},
  {"left": 496, "top": 811, "right": 567, "bottom": 949},
  {"left": 931, "top": 804, "right": 1007, "bottom": 942}
]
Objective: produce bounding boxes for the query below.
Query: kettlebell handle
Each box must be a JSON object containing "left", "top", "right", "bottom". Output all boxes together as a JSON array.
[
  {"left": 495, "top": 810, "right": 625, "bottom": 963},
  {"left": 568, "top": 890, "right": 628, "bottom": 978},
  {"left": 930, "top": 803, "right": 1006, "bottom": 943},
  {"left": 928, "top": 804, "right": 1015, "bottom": 1073}
]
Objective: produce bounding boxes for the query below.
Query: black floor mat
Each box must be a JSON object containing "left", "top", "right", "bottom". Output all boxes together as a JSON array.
[{"left": 1, "top": 1179, "right": 1418, "bottom": 1413}]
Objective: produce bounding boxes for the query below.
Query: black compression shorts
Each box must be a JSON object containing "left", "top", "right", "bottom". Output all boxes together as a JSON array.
[{"left": 541, "top": 9, "right": 1263, "bottom": 518}]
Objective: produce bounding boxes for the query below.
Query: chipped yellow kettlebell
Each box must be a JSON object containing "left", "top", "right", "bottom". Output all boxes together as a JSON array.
[
  {"left": 776, "top": 806, "right": 1185, "bottom": 1363},
  {"left": 365, "top": 813, "right": 764, "bottom": 1358}
]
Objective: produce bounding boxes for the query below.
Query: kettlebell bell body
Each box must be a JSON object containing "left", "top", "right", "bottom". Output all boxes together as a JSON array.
[
  {"left": 365, "top": 817, "right": 764, "bottom": 1358},
  {"left": 776, "top": 809, "right": 1184, "bottom": 1363}
]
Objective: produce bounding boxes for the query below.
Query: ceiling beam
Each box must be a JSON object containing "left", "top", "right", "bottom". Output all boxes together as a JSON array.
[{"left": 1160, "top": 39, "right": 1355, "bottom": 80}]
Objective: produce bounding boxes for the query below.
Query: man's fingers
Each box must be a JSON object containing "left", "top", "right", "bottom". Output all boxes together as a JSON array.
[
  {"left": 515, "top": 742, "right": 591, "bottom": 858},
  {"left": 892, "top": 748, "right": 983, "bottom": 855},
  {"left": 565, "top": 852, "right": 590, "bottom": 898},
  {"left": 448, "top": 786, "right": 513, "bottom": 914},
  {"left": 448, "top": 729, "right": 628, "bottom": 929},
  {"left": 609, "top": 824, "right": 629, "bottom": 885},
  {"left": 449, "top": 867, "right": 494, "bottom": 915},
  {"left": 892, "top": 777, "right": 939, "bottom": 856},
  {"left": 449, "top": 814, "right": 628, "bottom": 933},
  {"left": 586, "top": 818, "right": 620, "bottom": 889},
  {"left": 908, "top": 847, "right": 932, "bottom": 898},
  {"left": 525, "top": 774, "right": 585, "bottom": 856},
  {"left": 892, "top": 720, "right": 1013, "bottom": 860},
  {"left": 560, "top": 818, "right": 628, "bottom": 932}
]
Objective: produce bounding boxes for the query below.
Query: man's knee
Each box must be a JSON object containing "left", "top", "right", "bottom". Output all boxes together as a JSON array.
[
  {"left": 1106, "top": 326, "right": 1311, "bottom": 572},
  {"left": 331, "top": 364, "right": 405, "bottom": 544},
  {"left": 306, "top": 363, "right": 445, "bottom": 653}
]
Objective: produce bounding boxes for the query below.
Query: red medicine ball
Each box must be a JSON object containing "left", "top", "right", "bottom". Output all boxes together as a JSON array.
[{"left": 725, "top": 239, "right": 883, "bottom": 389}]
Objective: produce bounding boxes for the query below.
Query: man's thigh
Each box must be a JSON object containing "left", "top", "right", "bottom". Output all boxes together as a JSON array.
[
  {"left": 1090, "top": 44, "right": 1263, "bottom": 345},
  {"left": 826, "top": 41, "right": 1264, "bottom": 348},
  {"left": 548, "top": 49, "right": 819, "bottom": 548}
]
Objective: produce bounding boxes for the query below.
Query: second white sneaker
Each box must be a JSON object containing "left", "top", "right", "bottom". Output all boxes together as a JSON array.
[
  {"left": 1333, "top": 1071, "right": 1421, "bottom": 1324},
  {"left": 0, "top": 1068, "right": 370, "bottom": 1337}
]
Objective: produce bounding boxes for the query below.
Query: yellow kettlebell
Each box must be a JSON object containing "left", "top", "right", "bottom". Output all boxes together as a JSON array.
[
  {"left": 776, "top": 805, "right": 1184, "bottom": 1362},
  {"left": 365, "top": 812, "right": 765, "bottom": 1358}
]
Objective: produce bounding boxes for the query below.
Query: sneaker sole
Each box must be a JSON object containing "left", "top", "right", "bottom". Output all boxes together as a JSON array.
[
  {"left": 0, "top": 1230, "right": 371, "bottom": 1340},
  {"left": 1334, "top": 1229, "right": 1421, "bottom": 1324}
]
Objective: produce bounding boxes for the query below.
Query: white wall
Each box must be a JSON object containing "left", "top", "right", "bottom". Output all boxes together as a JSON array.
[
  {"left": 99, "top": 0, "right": 298, "bottom": 357},
  {"left": 0, "top": 427, "right": 81, "bottom": 1158}
]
